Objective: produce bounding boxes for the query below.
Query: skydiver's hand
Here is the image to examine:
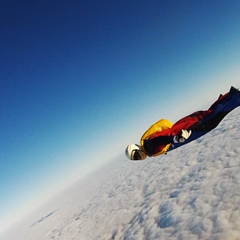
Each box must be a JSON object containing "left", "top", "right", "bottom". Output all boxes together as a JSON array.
[
  {"left": 181, "top": 129, "right": 192, "bottom": 140},
  {"left": 173, "top": 130, "right": 192, "bottom": 143}
]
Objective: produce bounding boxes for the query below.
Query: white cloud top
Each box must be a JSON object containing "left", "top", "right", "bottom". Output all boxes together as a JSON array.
[{"left": 1, "top": 108, "right": 240, "bottom": 240}]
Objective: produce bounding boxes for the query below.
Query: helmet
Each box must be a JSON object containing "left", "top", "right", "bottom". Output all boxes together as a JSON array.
[{"left": 125, "top": 144, "right": 147, "bottom": 160}]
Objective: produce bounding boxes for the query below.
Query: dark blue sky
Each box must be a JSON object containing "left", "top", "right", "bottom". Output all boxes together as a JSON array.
[{"left": 1, "top": 0, "right": 240, "bottom": 232}]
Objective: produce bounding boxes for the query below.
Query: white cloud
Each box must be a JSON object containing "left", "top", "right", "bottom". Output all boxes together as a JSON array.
[{"left": 1, "top": 108, "right": 240, "bottom": 240}]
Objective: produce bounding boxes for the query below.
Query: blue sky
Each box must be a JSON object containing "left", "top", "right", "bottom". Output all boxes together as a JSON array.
[{"left": 1, "top": 0, "right": 240, "bottom": 233}]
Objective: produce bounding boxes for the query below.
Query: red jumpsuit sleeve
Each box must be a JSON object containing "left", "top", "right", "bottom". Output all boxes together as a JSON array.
[{"left": 171, "top": 110, "right": 213, "bottom": 135}]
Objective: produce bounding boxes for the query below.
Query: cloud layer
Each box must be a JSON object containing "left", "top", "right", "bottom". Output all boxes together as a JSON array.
[{"left": 2, "top": 109, "right": 240, "bottom": 240}]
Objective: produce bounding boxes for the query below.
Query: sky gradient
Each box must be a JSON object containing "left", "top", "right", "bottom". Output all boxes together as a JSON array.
[{"left": 1, "top": 0, "right": 240, "bottom": 233}]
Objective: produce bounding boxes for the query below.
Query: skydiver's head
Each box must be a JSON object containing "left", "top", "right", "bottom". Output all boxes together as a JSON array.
[{"left": 125, "top": 144, "right": 147, "bottom": 160}]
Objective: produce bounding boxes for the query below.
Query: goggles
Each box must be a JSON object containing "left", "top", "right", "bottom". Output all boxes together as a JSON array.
[{"left": 131, "top": 150, "right": 143, "bottom": 160}]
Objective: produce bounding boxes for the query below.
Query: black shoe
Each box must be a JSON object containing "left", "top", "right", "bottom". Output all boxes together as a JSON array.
[{"left": 230, "top": 86, "right": 240, "bottom": 94}]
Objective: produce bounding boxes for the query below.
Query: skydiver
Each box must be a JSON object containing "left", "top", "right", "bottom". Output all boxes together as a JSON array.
[{"left": 125, "top": 86, "right": 240, "bottom": 161}]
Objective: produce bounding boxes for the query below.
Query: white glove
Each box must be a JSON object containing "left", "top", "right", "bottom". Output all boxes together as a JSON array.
[
  {"left": 181, "top": 129, "right": 192, "bottom": 140},
  {"left": 173, "top": 129, "right": 192, "bottom": 143}
]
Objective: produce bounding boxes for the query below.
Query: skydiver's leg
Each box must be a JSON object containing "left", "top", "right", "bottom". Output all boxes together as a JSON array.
[
  {"left": 170, "top": 87, "right": 240, "bottom": 151},
  {"left": 196, "top": 111, "right": 229, "bottom": 132},
  {"left": 190, "top": 88, "right": 240, "bottom": 132},
  {"left": 172, "top": 86, "right": 240, "bottom": 138},
  {"left": 209, "top": 86, "right": 240, "bottom": 110}
]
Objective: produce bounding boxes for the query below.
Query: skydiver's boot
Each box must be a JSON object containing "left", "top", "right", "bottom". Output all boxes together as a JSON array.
[
  {"left": 209, "top": 86, "right": 240, "bottom": 110},
  {"left": 230, "top": 86, "right": 240, "bottom": 94}
]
